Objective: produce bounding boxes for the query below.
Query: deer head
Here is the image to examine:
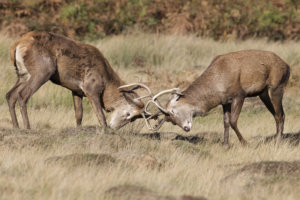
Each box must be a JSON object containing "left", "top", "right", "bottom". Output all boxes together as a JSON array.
[
  {"left": 108, "top": 83, "right": 153, "bottom": 130},
  {"left": 144, "top": 88, "right": 195, "bottom": 132}
]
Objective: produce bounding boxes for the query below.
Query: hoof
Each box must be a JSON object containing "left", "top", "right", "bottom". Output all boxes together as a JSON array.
[
  {"left": 240, "top": 140, "right": 249, "bottom": 147},
  {"left": 221, "top": 142, "right": 232, "bottom": 149}
]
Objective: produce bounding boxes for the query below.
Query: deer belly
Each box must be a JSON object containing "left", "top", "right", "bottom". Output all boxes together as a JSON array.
[
  {"left": 50, "top": 70, "right": 83, "bottom": 94},
  {"left": 242, "top": 81, "right": 266, "bottom": 96}
]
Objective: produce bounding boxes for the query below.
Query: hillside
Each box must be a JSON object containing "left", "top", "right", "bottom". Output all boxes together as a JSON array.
[{"left": 2, "top": 0, "right": 300, "bottom": 40}]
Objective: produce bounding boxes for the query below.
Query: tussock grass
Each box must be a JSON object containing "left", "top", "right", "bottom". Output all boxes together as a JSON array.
[{"left": 0, "top": 34, "right": 300, "bottom": 199}]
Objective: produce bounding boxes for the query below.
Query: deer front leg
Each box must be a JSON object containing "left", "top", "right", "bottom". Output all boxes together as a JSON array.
[
  {"left": 85, "top": 93, "right": 107, "bottom": 127},
  {"left": 82, "top": 75, "right": 107, "bottom": 128},
  {"left": 222, "top": 104, "right": 231, "bottom": 146},
  {"left": 230, "top": 96, "right": 247, "bottom": 145},
  {"left": 72, "top": 92, "right": 83, "bottom": 127},
  {"left": 268, "top": 87, "right": 285, "bottom": 143}
]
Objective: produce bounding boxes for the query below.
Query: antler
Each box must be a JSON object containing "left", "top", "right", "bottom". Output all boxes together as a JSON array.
[
  {"left": 119, "top": 83, "right": 181, "bottom": 130},
  {"left": 142, "top": 88, "right": 182, "bottom": 130},
  {"left": 145, "top": 88, "right": 181, "bottom": 114},
  {"left": 141, "top": 112, "right": 165, "bottom": 130},
  {"left": 118, "top": 83, "right": 153, "bottom": 100},
  {"left": 119, "top": 82, "right": 163, "bottom": 130}
]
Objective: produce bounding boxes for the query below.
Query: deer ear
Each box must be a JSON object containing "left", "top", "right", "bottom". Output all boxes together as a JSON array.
[
  {"left": 119, "top": 85, "right": 141, "bottom": 93},
  {"left": 172, "top": 89, "right": 184, "bottom": 98},
  {"left": 170, "top": 93, "right": 182, "bottom": 103},
  {"left": 123, "top": 93, "right": 144, "bottom": 108},
  {"left": 119, "top": 88, "right": 133, "bottom": 93}
]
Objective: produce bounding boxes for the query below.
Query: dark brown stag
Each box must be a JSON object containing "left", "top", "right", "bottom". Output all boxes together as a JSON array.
[
  {"left": 6, "top": 31, "right": 152, "bottom": 129},
  {"left": 146, "top": 50, "right": 290, "bottom": 145}
]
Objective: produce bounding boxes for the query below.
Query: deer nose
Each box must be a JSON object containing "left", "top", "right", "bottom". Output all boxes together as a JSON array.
[{"left": 183, "top": 126, "right": 190, "bottom": 132}]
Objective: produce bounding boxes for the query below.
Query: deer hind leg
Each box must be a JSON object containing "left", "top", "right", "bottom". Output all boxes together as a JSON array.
[
  {"left": 259, "top": 89, "right": 277, "bottom": 141},
  {"left": 17, "top": 71, "right": 54, "bottom": 129},
  {"left": 6, "top": 80, "right": 22, "bottom": 128},
  {"left": 72, "top": 92, "right": 83, "bottom": 127},
  {"left": 222, "top": 104, "right": 231, "bottom": 145},
  {"left": 259, "top": 88, "right": 275, "bottom": 115},
  {"left": 230, "top": 96, "right": 247, "bottom": 145},
  {"left": 264, "top": 87, "right": 285, "bottom": 142}
]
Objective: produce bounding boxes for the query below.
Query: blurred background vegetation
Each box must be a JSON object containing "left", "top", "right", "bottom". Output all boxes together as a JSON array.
[{"left": 2, "top": 0, "right": 300, "bottom": 41}]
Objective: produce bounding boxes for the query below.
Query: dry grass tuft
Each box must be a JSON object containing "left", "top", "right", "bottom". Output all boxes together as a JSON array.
[
  {"left": 45, "top": 153, "right": 116, "bottom": 167},
  {"left": 222, "top": 161, "right": 300, "bottom": 190},
  {"left": 238, "top": 161, "right": 300, "bottom": 176},
  {"left": 113, "top": 152, "right": 162, "bottom": 169},
  {"left": 105, "top": 184, "right": 207, "bottom": 200}
]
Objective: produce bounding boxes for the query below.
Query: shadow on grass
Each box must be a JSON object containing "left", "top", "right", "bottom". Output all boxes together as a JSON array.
[
  {"left": 60, "top": 125, "right": 100, "bottom": 135},
  {"left": 259, "top": 131, "right": 300, "bottom": 146},
  {"left": 140, "top": 132, "right": 207, "bottom": 144}
]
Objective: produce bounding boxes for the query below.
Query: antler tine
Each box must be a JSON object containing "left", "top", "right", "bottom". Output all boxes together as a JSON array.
[
  {"left": 152, "top": 88, "right": 181, "bottom": 101},
  {"left": 142, "top": 113, "right": 154, "bottom": 130},
  {"left": 141, "top": 112, "right": 165, "bottom": 131},
  {"left": 142, "top": 100, "right": 165, "bottom": 130},
  {"left": 150, "top": 99, "right": 169, "bottom": 114},
  {"left": 145, "top": 88, "right": 181, "bottom": 115},
  {"left": 143, "top": 87, "right": 181, "bottom": 130},
  {"left": 144, "top": 98, "right": 169, "bottom": 115},
  {"left": 144, "top": 99, "right": 154, "bottom": 115},
  {"left": 119, "top": 83, "right": 153, "bottom": 97},
  {"left": 135, "top": 94, "right": 153, "bottom": 100}
]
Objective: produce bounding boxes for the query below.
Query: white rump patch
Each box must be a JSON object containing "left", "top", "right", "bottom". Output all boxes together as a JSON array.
[{"left": 16, "top": 45, "right": 31, "bottom": 81}]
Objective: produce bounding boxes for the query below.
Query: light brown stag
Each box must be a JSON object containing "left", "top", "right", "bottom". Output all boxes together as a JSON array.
[
  {"left": 146, "top": 50, "right": 290, "bottom": 145},
  {"left": 6, "top": 31, "right": 152, "bottom": 130}
]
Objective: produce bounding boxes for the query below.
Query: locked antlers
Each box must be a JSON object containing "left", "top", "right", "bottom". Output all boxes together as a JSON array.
[
  {"left": 144, "top": 88, "right": 183, "bottom": 130},
  {"left": 118, "top": 82, "right": 161, "bottom": 130},
  {"left": 119, "top": 83, "right": 182, "bottom": 131}
]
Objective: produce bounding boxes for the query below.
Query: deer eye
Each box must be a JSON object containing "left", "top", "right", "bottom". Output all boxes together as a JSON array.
[{"left": 126, "top": 112, "right": 130, "bottom": 117}]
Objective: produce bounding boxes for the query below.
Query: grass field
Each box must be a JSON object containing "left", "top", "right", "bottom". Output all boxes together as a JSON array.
[{"left": 1, "top": 34, "right": 300, "bottom": 200}]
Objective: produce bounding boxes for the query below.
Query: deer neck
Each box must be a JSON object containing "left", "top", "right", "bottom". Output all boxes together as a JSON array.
[
  {"left": 183, "top": 82, "right": 222, "bottom": 115},
  {"left": 102, "top": 81, "right": 126, "bottom": 112}
]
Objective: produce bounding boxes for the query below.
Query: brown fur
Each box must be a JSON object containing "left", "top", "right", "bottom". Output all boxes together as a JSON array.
[
  {"left": 166, "top": 50, "right": 290, "bottom": 145},
  {"left": 6, "top": 31, "right": 144, "bottom": 129}
]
